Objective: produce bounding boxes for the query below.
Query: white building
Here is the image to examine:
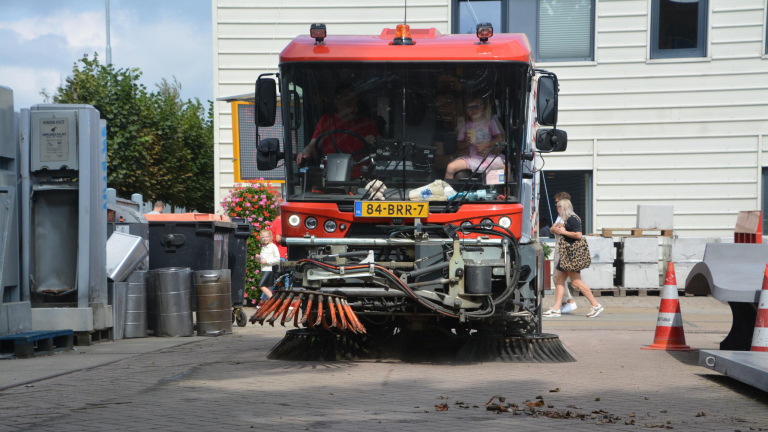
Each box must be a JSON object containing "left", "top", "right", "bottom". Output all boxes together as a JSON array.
[{"left": 213, "top": 0, "right": 768, "bottom": 237}]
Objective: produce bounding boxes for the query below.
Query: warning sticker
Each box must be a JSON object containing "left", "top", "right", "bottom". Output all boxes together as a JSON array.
[{"left": 39, "top": 118, "right": 69, "bottom": 162}]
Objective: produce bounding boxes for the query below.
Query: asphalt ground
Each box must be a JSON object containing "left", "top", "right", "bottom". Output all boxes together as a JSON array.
[{"left": 0, "top": 295, "right": 766, "bottom": 432}]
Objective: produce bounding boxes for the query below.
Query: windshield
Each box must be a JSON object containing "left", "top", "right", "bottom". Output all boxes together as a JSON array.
[{"left": 281, "top": 62, "right": 530, "bottom": 205}]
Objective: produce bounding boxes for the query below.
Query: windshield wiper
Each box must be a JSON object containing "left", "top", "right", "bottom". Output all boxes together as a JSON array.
[{"left": 443, "top": 142, "right": 506, "bottom": 213}]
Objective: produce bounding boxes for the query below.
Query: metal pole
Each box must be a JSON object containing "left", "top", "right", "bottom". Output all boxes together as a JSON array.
[{"left": 105, "top": 0, "right": 112, "bottom": 65}]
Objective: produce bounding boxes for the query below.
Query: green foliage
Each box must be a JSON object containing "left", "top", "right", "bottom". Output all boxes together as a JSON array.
[
  {"left": 540, "top": 241, "right": 553, "bottom": 260},
  {"left": 49, "top": 54, "right": 214, "bottom": 212},
  {"left": 221, "top": 182, "right": 283, "bottom": 303}
]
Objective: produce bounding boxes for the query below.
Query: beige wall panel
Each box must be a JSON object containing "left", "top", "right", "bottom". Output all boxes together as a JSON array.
[
  {"left": 596, "top": 166, "right": 756, "bottom": 183},
  {"left": 597, "top": 182, "right": 756, "bottom": 198},
  {"left": 217, "top": 103, "right": 233, "bottom": 116},
  {"left": 562, "top": 88, "right": 768, "bottom": 109},
  {"left": 220, "top": 158, "right": 235, "bottom": 173},
  {"left": 218, "top": 112, "right": 232, "bottom": 128},
  {"left": 559, "top": 72, "right": 768, "bottom": 94},
  {"left": 218, "top": 39, "right": 296, "bottom": 52},
  {"left": 219, "top": 54, "right": 282, "bottom": 68},
  {"left": 594, "top": 46, "right": 647, "bottom": 62},
  {"left": 597, "top": 0, "right": 647, "bottom": 16},
  {"left": 539, "top": 155, "right": 586, "bottom": 170},
  {"left": 597, "top": 136, "right": 759, "bottom": 152},
  {"left": 540, "top": 154, "right": 593, "bottom": 169},
  {"left": 218, "top": 7, "right": 446, "bottom": 22},
  {"left": 563, "top": 104, "right": 767, "bottom": 125},
  {"left": 711, "top": 25, "right": 765, "bottom": 42},
  {"left": 596, "top": 151, "right": 757, "bottom": 168},
  {"left": 711, "top": 41, "right": 765, "bottom": 58},
  {"left": 219, "top": 129, "right": 235, "bottom": 143},
  {"left": 559, "top": 120, "right": 763, "bottom": 138},
  {"left": 596, "top": 30, "right": 647, "bottom": 48},
  {"left": 710, "top": 9, "right": 765, "bottom": 26},
  {"left": 551, "top": 58, "right": 768, "bottom": 79},
  {"left": 596, "top": 198, "right": 756, "bottom": 214},
  {"left": 220, "top": 173, "right": 236, "bottom": 187},
  {"left": 596, "top": 15, "right": 648, "bottom": 32}
]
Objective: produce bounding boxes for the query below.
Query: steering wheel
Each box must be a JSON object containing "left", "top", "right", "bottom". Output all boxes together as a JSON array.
[{"left": 313, "top": 129, "right": 374, "bottom": 160}]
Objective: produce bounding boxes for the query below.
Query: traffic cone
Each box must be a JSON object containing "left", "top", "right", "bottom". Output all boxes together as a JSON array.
[
  {"left": 642, "top": 262, "right": 696, "bottom": 351},
  {"left": 751, "top": 264, "right": 768, "bottom": 352}
]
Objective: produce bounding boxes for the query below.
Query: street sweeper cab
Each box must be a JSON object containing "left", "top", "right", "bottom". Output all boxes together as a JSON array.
[{"left": 253, "top": 23, "right": 571, "bottom": 361}]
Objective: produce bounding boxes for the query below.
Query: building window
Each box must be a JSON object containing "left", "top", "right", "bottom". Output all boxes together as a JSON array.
[
  {"left": 541, "top": 170, "right": 593, "bottom": 234},
  {"left": 454, "top": 0, "right": 595, "bottom": 62},
  {"left": 537, "top": 0, "right": 595, "bottom": 62},
  {"left": 650, "top": 0, "right": 708, "bottom": 59},
  {"left": 455, "top": 0, "right": 506, "bottom": 34}
]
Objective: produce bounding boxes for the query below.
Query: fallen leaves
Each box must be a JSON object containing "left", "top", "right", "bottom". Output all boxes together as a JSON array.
[
  {"left": 434, "top": 403, "right": 449, "bottom": 412},
  {"left": 695, "top": 411, "right": 706, "bottom": 417},
  {"left": 549, "top": 387, "right": 561, "bottom": 393}
]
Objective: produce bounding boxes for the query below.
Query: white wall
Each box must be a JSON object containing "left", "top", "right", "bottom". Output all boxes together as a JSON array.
[
  {"left": 213, "top": 0, "right": 768, "bottom": 237},
  {"left": 213, "top": 0, "right": 451, "bottom": 210},
  {"left": 540, "top": 0, "right": 768, "bottom": 236}
]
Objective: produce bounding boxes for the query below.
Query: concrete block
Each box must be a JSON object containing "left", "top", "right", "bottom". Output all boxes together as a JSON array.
[
  {"left": 622, "top": 237, "right": 659, "bottom": 263},
  {"left": 672, "top": 262, "right": 697, "bottom": 289},
  {"left": 0, "top": 304, "right": 8, "bottom": 336},
  {"left": 636, "top": 205, "right": 674, "bottom": 230},
  {"left": 585, "top": 236, "right": 614, "bottom": 263},
  {"left": 669, "top": 237, "right": 708, "bottom": 262},
  {"left": 581, "top": 263, "right": 614, "bottom": 289},
  {"left": 32, "top": 308, "right": 94, "bottom": 332},
  {"left": 623, "top": 263, "right": 660, "bottom": 288},
  {"left": 91, "top": 303, "right": 113, "bottom": 330},
  {"left": 6, "top": 302, "right": 32, "bottom": 334}
]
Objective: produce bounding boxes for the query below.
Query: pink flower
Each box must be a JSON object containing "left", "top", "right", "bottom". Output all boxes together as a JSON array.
[
  {"left": 251, "top": 299, "right": 256, "bottom": 304},
  {"left": 255, "top": 270, "right": 260, "bottom": 274},
  {"left": 258, "top": 217, "right": 263, "bottom": 221},
  {"left": 245, "top": 202, "right": 251, "bottom": 207},
  {"left": 244, "top": 292, "right": 248, "bottom": 298}
]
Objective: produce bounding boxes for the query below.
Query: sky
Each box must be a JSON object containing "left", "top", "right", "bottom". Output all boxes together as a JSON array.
[{"left": 0, "top": 0, "right": 213, "bottom": 110}]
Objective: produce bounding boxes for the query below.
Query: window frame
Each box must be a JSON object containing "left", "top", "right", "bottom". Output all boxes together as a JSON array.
[
  {"left": 650, "top": 0, "right": 709, "bottom": 59},
  {"left": 451, "top": 0, "right": 596, "bottom": 63},
  {"left": 536, "top": 0, "right": 596, "bottom": 63},
  {"left": 452, "top": 0, "right": 509, "bottom": 34}
]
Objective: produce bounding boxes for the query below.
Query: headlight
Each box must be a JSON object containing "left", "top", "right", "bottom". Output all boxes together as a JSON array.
[
  {"left": 305, "top": 216, "right": 318, "bottom": 230},
  {"left": 480, "top": 218, "right": 494, "bottom": 229},
  {"left": 460, "top": 221, "right": 473, "bottom": 229},
  {"left": 288, "top": 214, "right": 300, "bottom": 227},
  {"left": 324, "top": 219, "right": 337, "bottom": 233},
  {"left": 498, "top": 216, "right": 511, "bottom": 228}
]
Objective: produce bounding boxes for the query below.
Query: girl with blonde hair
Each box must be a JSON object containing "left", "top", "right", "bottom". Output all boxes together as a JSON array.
[{"left": 544, "top": 199, "right": 604, "bottom": 318}]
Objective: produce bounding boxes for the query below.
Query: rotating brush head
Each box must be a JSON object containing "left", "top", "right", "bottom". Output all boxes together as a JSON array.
[{"left": 456, "top": 332, "right": 576, "bottom": 363}]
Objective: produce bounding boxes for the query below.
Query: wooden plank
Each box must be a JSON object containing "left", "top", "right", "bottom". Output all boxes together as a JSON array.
[{"left": 601, "top": 228, "right": 673, "bottom": 237}]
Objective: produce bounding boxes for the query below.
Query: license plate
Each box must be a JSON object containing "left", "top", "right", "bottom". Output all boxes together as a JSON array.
[{"left": 354, "top": 201, "right": 429, "bottom": 218}]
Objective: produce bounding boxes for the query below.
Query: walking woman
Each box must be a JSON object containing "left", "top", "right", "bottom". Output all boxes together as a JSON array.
[{"left": 544, "top": 199, "right": 604, "bottom": 318}]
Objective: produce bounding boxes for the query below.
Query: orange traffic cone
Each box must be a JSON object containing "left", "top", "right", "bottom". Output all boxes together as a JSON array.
[
  {"left": 642, "top": 262, "right": 696, "bottom": 351},
  {"left": 751, "top": 265, "right": 768, "bottom": 352}
]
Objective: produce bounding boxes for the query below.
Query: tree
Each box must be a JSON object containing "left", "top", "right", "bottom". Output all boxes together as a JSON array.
[{"left": 49, "top": 54, "right": 214, "bottom": 212}]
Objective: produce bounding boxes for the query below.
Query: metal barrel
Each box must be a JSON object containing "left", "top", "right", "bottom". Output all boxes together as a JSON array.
[
  {"left": 193, "top": 269, "right": 232, "bottom": 336},
  {"left": 124, "top": 270, "right": 149, "bottom": 338},
  {"left": 154, "top": 267, "right": 194, "bottom": 337}
]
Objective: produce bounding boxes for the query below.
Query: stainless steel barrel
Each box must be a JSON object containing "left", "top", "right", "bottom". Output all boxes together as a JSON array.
[
  {"left": 193, "top": 269, "right": 232, "bottom": 336},
  {"left": 154, "top": 267, "right": 194, "bottom": 337},
  {"left": 124, "top": 270, "right": 149, "bottom": 338}
]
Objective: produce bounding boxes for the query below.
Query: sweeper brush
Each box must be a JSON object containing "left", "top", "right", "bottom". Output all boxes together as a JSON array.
[
  {"left": 249, "top": 290, "right": 366, "bottom": 333},
  {"left": 266, "top": 328, "right": 380, "bottom": 361},
  {"left": 456, "top": 332, "right": 576, "bottom": 363}
]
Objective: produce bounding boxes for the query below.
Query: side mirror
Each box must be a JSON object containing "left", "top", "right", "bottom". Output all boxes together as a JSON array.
[
  {"left": 255, "top": 77, "right": 277, "bottom": 127},
  {"left": 535, "top": 129, "right": 567, "bottom": 152},
  {"left": 536, "top": 75, "right": 558, "bottom": 126},
  {"left": 256, "top": 138, "right": 285, "bottom": 170}
]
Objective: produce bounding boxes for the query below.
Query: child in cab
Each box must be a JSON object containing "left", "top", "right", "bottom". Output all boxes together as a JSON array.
[{"left": 445, "top": 96, "right": 505, "bottom": 179}]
